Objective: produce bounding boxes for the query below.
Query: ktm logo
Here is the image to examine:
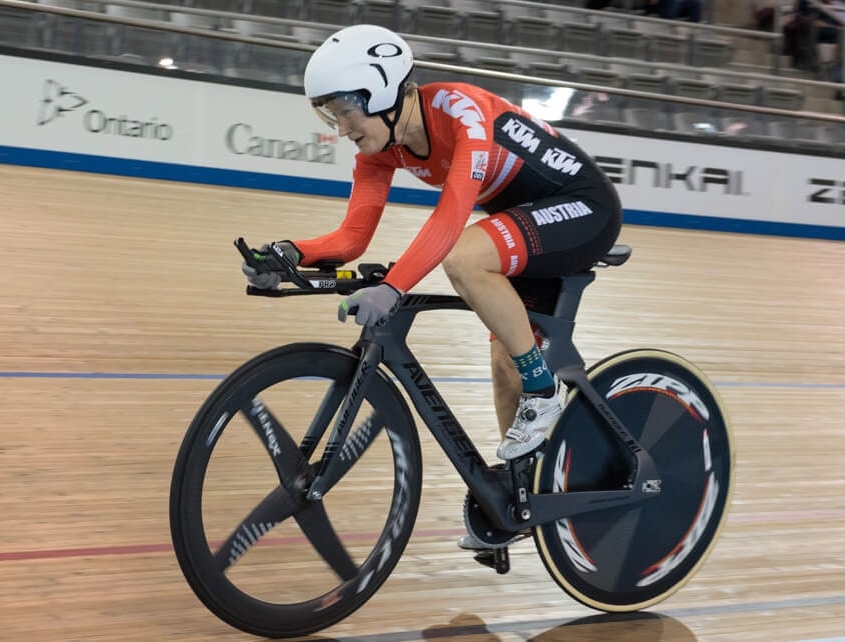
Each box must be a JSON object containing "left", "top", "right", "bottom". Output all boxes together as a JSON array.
[{"left": 431, "top": 89, "right": 486, "bottom": 140}]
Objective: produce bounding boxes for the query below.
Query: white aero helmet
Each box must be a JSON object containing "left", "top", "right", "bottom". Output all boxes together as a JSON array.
[{"left": 304, "top": 24, "right": 414, "bottom": 126}]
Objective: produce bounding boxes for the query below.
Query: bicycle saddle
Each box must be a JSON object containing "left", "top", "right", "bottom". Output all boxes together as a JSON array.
[{"left": 599, "top": 244, "right": 632, "bottom": 267}]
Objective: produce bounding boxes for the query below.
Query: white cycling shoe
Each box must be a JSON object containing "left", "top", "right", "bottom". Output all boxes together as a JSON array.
[{"left": 496, "top": 380, "right": 563, "bottom": 460}]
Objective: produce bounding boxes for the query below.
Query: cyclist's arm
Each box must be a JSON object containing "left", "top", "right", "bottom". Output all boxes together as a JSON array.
[
  {"left": 293, "top": 160, "right": 395, "bottom": 266},
  {"left": 382, "top": 137, "right": 487, "bottom": 293}
]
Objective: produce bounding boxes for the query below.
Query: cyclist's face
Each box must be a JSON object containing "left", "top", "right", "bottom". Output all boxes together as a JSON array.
[{"left": 313, "top": 93, "right": 389, "bottom": 154}]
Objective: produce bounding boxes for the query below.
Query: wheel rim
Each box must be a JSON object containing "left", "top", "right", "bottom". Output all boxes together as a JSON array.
[{"left": 171, "top": 347, "right": 421, "bottom": 636}]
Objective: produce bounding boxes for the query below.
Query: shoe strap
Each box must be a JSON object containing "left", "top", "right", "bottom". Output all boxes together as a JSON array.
[{"left": 504, "top": 427, "right": 533, "bottom": 442}]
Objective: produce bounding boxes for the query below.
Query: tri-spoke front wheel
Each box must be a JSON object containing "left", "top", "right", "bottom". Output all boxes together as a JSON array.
[{"left": 169, "top": 343, "right": 422, "bottom": 638}]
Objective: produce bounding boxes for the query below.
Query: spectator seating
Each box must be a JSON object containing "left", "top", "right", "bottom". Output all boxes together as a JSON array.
[
  {"left": 670, "top": 76, "right": 719, "bottom": 133},
  {"left": 620, "top": 73, "right": 674, "bottom": 130},
  {"left": 357, "top": 0, "right": 404, "bottom": 30},
  {"left": 7, "top": 0, "right": 843, "bottom": 140},
  {"left": 559, "top": 22, "right": 602, "bottom": 56}
]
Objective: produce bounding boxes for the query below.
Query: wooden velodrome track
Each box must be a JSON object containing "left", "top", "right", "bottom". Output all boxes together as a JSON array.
[{"left": 1, "top": 162, "right": 844, "bottom": 642}]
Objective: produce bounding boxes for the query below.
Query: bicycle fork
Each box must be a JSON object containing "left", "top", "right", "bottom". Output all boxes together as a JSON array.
[{"left": 305, "top": 341, "right": 385, "bottom": 502}]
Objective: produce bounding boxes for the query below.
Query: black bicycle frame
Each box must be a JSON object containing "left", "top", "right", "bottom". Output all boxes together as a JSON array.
[{"left": 305, "top": 272, "right": 660, "bottom": 534}]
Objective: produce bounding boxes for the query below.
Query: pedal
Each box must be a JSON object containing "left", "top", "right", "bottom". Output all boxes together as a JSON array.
[{"left": 472, "top": 547, "right": 510, "bottom": 575}]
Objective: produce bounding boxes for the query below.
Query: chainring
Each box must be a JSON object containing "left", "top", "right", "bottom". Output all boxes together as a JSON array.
[{"left": 462, "top": 492, "right": 520, "bottom": 549}]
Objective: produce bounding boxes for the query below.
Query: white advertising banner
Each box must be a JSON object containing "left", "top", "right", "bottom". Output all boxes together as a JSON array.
[
  {"left": 0, "top": 54, "right": 426, "bottom": 190},
  {"left": 4, "top": 58, "right": 196, "bottom": 160},
  {"left": 0, "top": 54, "right": 842, "bottom": 237},
  {"left": 564, "top": 129, "right": 844, "bottom": 229}
]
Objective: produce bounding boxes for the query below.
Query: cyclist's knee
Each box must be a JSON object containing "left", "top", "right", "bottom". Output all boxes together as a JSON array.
[
  {"left": 442, "top": 226, "right": 500, "bottom": 283},
  {"left": 441, "top": 245, "right": 463, "bottom": 281},
  {"left": 441, "top": 238, "right": 473, "bottom": 288}
]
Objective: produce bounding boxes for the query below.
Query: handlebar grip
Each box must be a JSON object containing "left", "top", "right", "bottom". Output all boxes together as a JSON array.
[
  {"left": 268, "top": 243, "right": 314, "bottom": 290},
  {"left": 234, "top": 237, "right": 260, "bottom": 269},
  {"left": 237, "top": 237, "right": 381, "bottom": 297},
  {"left": 234, "top": 237, "right": 309, "bottom": 287}
]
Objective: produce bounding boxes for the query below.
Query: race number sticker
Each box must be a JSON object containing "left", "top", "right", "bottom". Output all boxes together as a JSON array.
[{"left": 471, "top": 150, "right": 488, "bottom": 181}]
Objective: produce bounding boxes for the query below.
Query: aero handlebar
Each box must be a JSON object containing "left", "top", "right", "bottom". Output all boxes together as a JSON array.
[{"left": 234, "top": 237, "right": 390, "bottom": 298}]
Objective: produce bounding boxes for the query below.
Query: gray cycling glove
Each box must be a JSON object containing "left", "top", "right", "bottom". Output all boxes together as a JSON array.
[
  {"left": 241, "top": 241, "right": 301, "bottom": 289},
  {"left": 338, "top": 283, "right": 402, "bottom": 326}
]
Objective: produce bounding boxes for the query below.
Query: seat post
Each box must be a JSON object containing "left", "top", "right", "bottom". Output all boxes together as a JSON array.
[
  {"left": 552, "top": 272, "right": 596, "bottom": 324},
  {"left": 529, "top": 271, "right": 596, "bottom": 377}
]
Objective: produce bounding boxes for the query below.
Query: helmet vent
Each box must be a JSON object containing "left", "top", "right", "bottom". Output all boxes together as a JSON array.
[{"left": 370, "top": 63, "right": 388, "bottom": 88}]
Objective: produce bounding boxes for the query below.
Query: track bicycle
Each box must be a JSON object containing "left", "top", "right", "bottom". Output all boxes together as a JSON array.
[{"left": 169, "top": 238, "right": 734, "bottom": 639}]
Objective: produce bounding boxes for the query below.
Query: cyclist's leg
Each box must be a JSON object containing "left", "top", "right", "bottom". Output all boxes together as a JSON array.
[
  {"left": 451, "top": 193, "right": 620, "bottom": 457},
  {"left": 442, "top": 224, "right": 537, "bottom": 359},
  {"left": 443, "top": 227, "right": 560, "bottom": 460},
  {"left": 490, "top": 286, "right": 559, "bottom": 438},
  {"left": 490, "top": 338, "right": 520, "bottom": 438}
]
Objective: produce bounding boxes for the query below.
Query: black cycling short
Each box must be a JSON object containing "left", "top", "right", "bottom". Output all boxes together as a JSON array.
[{"left": 477, "top": 185, "right": 622, "bottom": 314}]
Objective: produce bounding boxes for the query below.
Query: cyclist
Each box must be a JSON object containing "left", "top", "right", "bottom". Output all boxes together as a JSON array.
[{"left": 243, "top": 25, "right": 622, "bottom": 544}]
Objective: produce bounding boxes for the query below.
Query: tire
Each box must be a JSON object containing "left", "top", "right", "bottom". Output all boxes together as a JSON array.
[
  {"left": 534, "top": 349, "right": 734, "bottom": 611},
  {"left": 169, "top": 343, "right": 422, "bottom": 638}
]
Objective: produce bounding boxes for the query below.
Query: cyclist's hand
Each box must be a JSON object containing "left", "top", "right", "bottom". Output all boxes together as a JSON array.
[
  {"left": 338, "top": 283, "right": 402, "bottom": 326},
  {"left": 269, "top": 241, "right": 301, "bottom": 267},
  {"left": 241, "top": 241, "right": 301, "bottom": 289},
  {"left": 242, "top": 263, "right": 281, "bottom": 289}
]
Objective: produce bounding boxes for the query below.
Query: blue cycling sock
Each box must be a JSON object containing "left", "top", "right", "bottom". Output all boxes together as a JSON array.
[{"left": 512, "top": 345, "right": 555, "bottom": 397}]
